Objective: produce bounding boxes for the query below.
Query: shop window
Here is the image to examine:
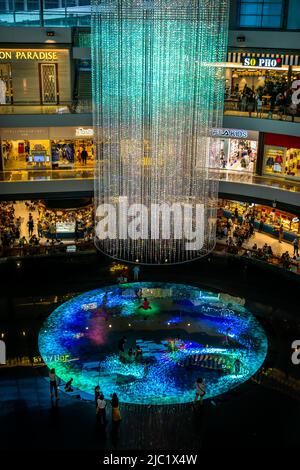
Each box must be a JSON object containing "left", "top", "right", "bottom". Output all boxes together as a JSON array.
[
  {"left": 211, "top": 136, "right": 258, "bottom": 173},
  {"left": 239, "top": 0, "right": 283, "bottom": 29},
  {"left": 263, "top": 134, "right": 300, "bottom": 181},
  {"left": 1, "top": 140, "right": 51, "bottom": 171}
]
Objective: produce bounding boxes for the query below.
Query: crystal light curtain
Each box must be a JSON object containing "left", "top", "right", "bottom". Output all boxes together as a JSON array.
[{"left": 92, "top": 0, "right": 229, "bottom": 264}]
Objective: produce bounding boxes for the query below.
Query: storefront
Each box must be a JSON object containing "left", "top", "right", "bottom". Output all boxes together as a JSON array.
[
  {"left": 0, "top": 48, "right": 71, "bottom": 105},
  {"left": 212, "top": 128, "right": 259, "bottom": 173},
  {"left": 225, "top": 51, "right": 300, "bottom": 112},
  {"left": 220, "top": 199, "right": 299, "bottom": 242},
  {"left": 262, "top": 133, "right": 300, "bottom": 181},
  {"left": 0, "top": 127, "right": 95, "bottom": 171}
]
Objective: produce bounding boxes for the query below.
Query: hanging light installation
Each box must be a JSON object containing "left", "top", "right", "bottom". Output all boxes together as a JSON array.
[{"left": 92, "top": 0, "right": 229, "bottom": 264}]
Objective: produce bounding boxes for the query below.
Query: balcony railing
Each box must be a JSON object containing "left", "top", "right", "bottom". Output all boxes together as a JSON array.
[
  {"left": 224, "top": 100, "right": 300, "bottom": 123},
  {"left": 1, "top": 168, "right": 300, "bottom": 194}
]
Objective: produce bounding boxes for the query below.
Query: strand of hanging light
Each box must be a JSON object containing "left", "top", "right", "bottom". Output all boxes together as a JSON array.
[{"left": 92, "top": 0, "right": 229, "bottom": 264}]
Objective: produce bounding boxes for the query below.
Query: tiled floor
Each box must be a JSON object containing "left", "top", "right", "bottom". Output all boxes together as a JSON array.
[{"left": 218, "top": 230, "right": 294, "bottom": 257}]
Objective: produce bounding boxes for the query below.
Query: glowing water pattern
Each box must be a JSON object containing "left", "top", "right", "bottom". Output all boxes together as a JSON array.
[{"left": 39, "top": 282, "right": 268, "bottom": 405}]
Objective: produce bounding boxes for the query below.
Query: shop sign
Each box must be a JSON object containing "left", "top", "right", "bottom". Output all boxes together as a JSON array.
[
  {"left": 75, "top": 127, "right": 94, "bottom": 137},
  {"left": 0, "top": 50, "right": 58, "bottom": 61},
  {"left": 242, "top": 57, "right": 282, "bottom": 68},
  {"left": 33, "top": 354, "right": 72, "bottom": 364},
  {"left": 212, "top": 128, "right": 248, "bottom": 138}
]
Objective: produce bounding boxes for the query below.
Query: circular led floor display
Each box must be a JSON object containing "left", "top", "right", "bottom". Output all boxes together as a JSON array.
[{"left": 39, "top": 283, "right": 267, "bottom": 405}]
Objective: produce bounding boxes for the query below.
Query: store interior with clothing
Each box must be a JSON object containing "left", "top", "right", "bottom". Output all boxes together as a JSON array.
[
  {"left": 263, "top": 133, "right": 300, "bottom": 181},
  {"left": 0, "top": 128, "right": 95, "bottom": 171}
]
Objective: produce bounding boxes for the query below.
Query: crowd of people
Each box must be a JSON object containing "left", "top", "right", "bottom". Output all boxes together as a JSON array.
[
  {"left": 0, "top": 200, "right": 94, "bottom": 256},
  {"left": 228, "top": 81, "right": 299, "bottom": 120},
  {"left": 217, "top": 206, "right": 300, "bottom": 274}
]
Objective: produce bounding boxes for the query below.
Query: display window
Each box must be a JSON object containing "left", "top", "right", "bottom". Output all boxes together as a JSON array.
[
  {"left": 227, "top": 68, "right": 294, "bottom": 99},
  {"left": 2, "top": 139, "right": 51, "bottom": 170},
  {"left": 262, "top": 133, "right": 300, "bottom": 181},
  {"left": 211, "top": 131, "right": 258, "bottom": 173},
  {"left": 224, "top": 62, "right": 300, "bottom": 118},
  {"left": 0, "top": 128, "right": 95, "bottom": 172},
  {"left": 51, "top": 139, "right": 94, "bottom": 169},
  {"left": 0, "top": 48, "right": 71, "bottom": 105}
]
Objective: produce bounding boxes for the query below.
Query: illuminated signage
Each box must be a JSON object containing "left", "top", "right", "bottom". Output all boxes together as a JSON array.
[
  {"left": 212, "top": 128, "right": 248, "bottom": 138},
  {"left": 33, "top": 354, "right": 72, "bottom": 363},
  {"left": 75, "top": 127, "right": 94, "bottom": 137},
  {"left": 0, "top": 50, "right": 58, "bottom": 60},
  {"left": 242, "top": 57, "right": 282, "bottom": 68}
]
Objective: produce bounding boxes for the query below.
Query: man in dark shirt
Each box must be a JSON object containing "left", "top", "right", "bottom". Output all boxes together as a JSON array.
[
  {"left": 81, "top": 147, "right": 88, "bottom": 165},
  {"left": 118, "top": 336, "right": 127, "bottom": 353}
]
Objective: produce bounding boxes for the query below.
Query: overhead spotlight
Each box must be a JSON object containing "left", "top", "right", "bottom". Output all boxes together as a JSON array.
[
  {"left": 237, "top": 36, "right": 246, "bottom": 43},
  {"left": 46, "top": 31, "right": 55, "bottom": 37},
  {"left": 109, "top": 324, "right": 112, "bottom": 328}
]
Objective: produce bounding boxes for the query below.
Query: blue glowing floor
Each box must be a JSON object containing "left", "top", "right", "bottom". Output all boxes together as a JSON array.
[{"left": 39, "top": 282, "right": 268, "bottom": 405}]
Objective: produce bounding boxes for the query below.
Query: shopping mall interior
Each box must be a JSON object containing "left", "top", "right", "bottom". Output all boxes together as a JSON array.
[{"left": 0, "top": 0, "right": 300, "bottom": 459}]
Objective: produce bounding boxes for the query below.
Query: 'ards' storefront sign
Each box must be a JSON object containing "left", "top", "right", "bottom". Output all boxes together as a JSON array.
[{"left": 242, "top": 56, "right": 282, "bottom": 68}]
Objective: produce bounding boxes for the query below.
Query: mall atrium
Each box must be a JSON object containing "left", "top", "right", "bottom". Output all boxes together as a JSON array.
[{"left": 0, "top": 0, "right": 299, "bottom": 457}]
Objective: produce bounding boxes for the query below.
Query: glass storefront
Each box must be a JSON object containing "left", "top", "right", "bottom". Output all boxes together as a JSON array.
[
  {"left": 262, "top": 133, "right": 300, "bottom": 181},
  {"left": 0, "top": 48, "right": 71, "bottom": 105},
  {"left": 211, "top": 129, "right": 258, "bottom": 173},
  {"left": 51, "top": 139, "right": 94, "bottom": 169},
  {"left": 225, "top": 58, "right": 300, "bottom": 118},
  {"left": 0, "top": 127, "right": 95, "bottom": 171},
  {"left": 2, "top": 139, "right": 51, "bottom": 170}
]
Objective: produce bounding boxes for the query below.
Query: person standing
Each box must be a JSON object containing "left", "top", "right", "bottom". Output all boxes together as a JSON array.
[
  {"left": 111, "top": 393, "right": 121, "bottom": 422},
  {"left": 293, "top": 236, "right": 299, "bottom": 256},
  {"left": 49, "top": 368, "right": 59, "bottom": 400},
  {"left": 194, "top": 378, "right": 206, "bottom": 405},
  {"left": 81, "top": 147, "right": 88, "bottom": 166},
  {"left": 133, "top": 264, "right": 140, "bottom": 281},
  {"left": 279, "top": 224, "right": 284, "bottom": 243},
  {"left": 37, "top": 220, "right": 43, "bottom": 238},
  {"left": 95, "top": 385, "right": 101, "bottom": 408},
  {"left": 96, "top": 393, "right": 107, "bottom": 425},
  {"left": 27, "top": 215, "right": 34, "bottom": 237},
  {"left": 118, "top": 336, "right": 127, "bottom": 360}
]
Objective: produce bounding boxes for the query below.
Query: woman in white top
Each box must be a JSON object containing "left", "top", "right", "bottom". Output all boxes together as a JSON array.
[{"left": 96, "top": 393, "right": 107, "bottom": 425}]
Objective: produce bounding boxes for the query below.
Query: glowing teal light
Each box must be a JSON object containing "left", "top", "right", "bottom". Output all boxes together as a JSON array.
[
  {"left": 91, "top": 0, "right": 230, "bottom": 263},
  {"left": 39, "top": 282, "right": 268, "bottom": 405}
]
